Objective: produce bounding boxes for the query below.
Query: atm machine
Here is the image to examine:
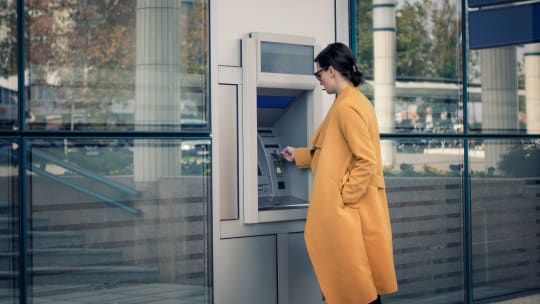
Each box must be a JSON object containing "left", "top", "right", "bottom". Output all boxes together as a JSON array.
[{"left": 240, "top": 32, "right": 322, "bottom": 223}]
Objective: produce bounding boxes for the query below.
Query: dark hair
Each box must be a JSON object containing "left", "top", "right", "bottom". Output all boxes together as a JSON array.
[{"left": 314, "top": 42, "right": 364, "bottom": 87}]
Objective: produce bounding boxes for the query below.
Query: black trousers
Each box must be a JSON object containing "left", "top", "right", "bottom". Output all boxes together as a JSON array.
[{"left": 369, "top": 295, "right": 382, "bottom": 304}]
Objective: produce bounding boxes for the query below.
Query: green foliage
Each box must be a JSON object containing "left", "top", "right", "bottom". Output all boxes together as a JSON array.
[
  {"left": 470, "top": 168, "right": 496, "bottom": 178},
  {"left": 356, "top": 0, "right": 373, "bottom": 76},
  {"left": 63, "top": 148, "right": 133, "bottom": 176},
  {"left": 396, "top": 1, "right": 432, "bottom": 77},
  {"left": 51, "top": 147, "right": 210, "bottom": 177},
  {"left": 498, "top": 141, "right": 540, "bottom": 177},
  {"left": 430, "top": 0, "right": 460, "bottom": 79},
  {"left": 384, "top": 162, "right": 462, "bottom": 177},
  {"left": 356, "top": 0, "right": 461, "bottom": 80}
]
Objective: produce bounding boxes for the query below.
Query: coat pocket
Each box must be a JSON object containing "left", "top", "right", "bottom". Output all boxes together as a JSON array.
[
  {"left": 341, "top": 174, "right": 386, "bottom": 209},
  {"left": 339, "top": 171, "right": 351, "bottom": 194}
]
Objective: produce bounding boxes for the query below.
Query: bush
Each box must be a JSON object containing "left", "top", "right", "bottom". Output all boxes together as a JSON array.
[{"left": 498, "top": 141, "right": 540, "bottom": 177}]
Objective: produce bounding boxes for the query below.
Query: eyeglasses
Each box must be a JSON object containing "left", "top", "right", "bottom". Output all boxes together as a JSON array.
[{"left": 313, "top": 67, "right": 328, "bottom": 81}]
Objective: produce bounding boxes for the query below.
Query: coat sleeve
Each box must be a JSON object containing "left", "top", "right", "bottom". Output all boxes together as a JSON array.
[
  {"left": 294, "top": 147, "right": 313, "bottom": 169},
  {"left": 337, "top": 102, "right": 377, "bottom": 204}
]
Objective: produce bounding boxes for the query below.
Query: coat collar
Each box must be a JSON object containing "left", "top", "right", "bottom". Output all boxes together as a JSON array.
[{"left": 311, "top": 85, "right": 357, "bottom": 147}]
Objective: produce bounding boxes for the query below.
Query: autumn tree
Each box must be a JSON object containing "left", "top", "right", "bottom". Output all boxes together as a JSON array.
[
  {"left": 0, "top": 0, "right": 17, "bottom": 77},
  {"left": 63, "top": 0, "right": 136, "bottom": 115},
  {"left": 181, "top": 0, "right": 208, "bottom": 75}
]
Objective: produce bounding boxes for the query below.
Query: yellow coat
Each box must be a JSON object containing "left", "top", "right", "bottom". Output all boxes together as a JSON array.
[{"left": 295, "top": 85, "right": 398, "bottom": 303}]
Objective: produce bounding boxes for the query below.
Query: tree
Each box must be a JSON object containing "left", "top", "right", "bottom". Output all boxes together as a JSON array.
[
  {"left": 430, "top": 0, "right": 460, "bottom": 80},
  {"left": 356, "top": 0, "right": 373, "bottom": 76},
  {"left": 63, "top": 0, "right": 136, "bottom": 110},
  {"left": 181, "top": 1, "right": 208, "bottom": 75},
  {"left": 0, "top": 0, "right": 17, "bottom": 77},
  {"left": 25, "top": 0, "right": 137, "bottom": 128},
  {"left": 395, "top": 0, "right": 433, "bottom": 78}
]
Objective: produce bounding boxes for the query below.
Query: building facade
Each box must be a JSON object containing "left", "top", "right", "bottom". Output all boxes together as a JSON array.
[{"left": 0, "top": 0, "right": 538, "bottom": 303}]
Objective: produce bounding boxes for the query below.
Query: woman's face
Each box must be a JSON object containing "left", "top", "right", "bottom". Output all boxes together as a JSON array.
[{"left": 314, "top": 63, "right": 336, "bottom": 94}]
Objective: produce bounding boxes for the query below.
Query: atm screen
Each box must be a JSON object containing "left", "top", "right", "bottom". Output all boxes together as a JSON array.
[
  {"left": 260, "top": 41, "right": 314, "bottom": 75},
  {"left": 274, "top": 161, "right": 283, "bottom": 177}
]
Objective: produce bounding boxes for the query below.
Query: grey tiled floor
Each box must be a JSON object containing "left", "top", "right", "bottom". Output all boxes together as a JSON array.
[{"left": 495, "top": 294, "right": 540, "bottom": 304}]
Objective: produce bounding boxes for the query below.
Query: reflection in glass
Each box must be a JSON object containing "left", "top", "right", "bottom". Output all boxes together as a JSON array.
[
  {"left": 471, "top": 140, "right": 540, "bottom": 300},
  {"left": 28, "top": 139, "right": 212, "bottom": 303},
  {"left": 469, "top": 43, "right": 540, "bottom": 134},
  {"left": 357, "top": 0, "right": 462, "bottom": 134},
  {"left": 524, "top": 43, "right": 540, "bottom": 134},
  {"left": 0, "top": 1, "right": 18, "bottom": 130},
  {"left": 0, "top": 140, "right": 19, "bottom": 303},
  {"left": 356, "top": 0, "right": 463, "bottom": 169},
  {"left": 382, "top": 140, "right": 464, "bottom": 304},
  {"left": 25, "top": 1, "right": 209, "bottom": 131}
]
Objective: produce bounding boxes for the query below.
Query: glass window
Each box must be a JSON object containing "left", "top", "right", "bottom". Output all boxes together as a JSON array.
[
  {"left": 468, "top": 43, "right": 540, "bottom": 134},
  {"left": 25, "top": 1, "right": 209, "bottom": 132},
  {"left": 382, "top": 139, "right": 464, "bottom": 304},
  {"left": 27, "top": 138, "right": 212, "bottom": 303},
  {"left": 0, "top": 1, "right": 18, "bottom": 130},
  {"left": 355, "top": 1, "right": 540, "bottom": 302},
  {"left": 471, "top": 139, "right": 540, "bottom": 300},
  {"left": 356, "top": 0, "right": 463, "bottom": 134}
]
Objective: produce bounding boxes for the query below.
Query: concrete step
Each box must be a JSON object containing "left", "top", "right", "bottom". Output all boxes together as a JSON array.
[
  {"left": 0, "top": 215, "right": 50, "bottom": 234},
  {"left": 33, "top": 265, "right": 160, "bottom": 285},
  {"left": 1, "top": 283, "right": 210, "bottom": 303},
  {"left": 0, "top": 231, "right": 85, "bottom": 252},
  {"left": 0, "top": 266, "right": 160, "bottom": 288},
  {"left": 0, "top": 248, "right": 124, "bottom": 271}
]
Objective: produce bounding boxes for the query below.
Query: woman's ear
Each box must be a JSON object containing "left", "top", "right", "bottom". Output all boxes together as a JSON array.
[{"left": 327, "top": 66, "right": 336, "bottom": 78}]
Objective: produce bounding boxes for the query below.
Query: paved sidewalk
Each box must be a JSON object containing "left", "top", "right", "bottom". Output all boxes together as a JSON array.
[{"left": 494, "top": 294, "right": 540, "bottom": 304}]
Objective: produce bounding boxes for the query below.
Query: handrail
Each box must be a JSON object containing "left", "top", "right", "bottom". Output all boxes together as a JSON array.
[
  {"left": 29, "top": 165, "right": 142, "bottom": 217},
  {"left": 31, "top": 148, "right": 141, "bottom": 197},
  {"left": 0, "top": 147, "right": 142, "bottom": 217}
]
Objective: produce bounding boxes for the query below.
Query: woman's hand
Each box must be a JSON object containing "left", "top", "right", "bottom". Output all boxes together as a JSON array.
[{"left": 280, "top": 146, "right": 295, "bottom": 162}]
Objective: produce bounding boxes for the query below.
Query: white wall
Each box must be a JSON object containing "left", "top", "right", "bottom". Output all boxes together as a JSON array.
[{"left": 214, "top": 0, "right": 335, "bottom": 66}]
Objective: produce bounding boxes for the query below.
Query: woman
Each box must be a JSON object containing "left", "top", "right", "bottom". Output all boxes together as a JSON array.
[{"left": 281, "top": 43, "right": 398, "bottom": 304}]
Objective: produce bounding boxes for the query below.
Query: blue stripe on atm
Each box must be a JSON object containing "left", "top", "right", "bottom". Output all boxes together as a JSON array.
[{"left": 257, "top": 96, "right": 295, "bottom": 108}]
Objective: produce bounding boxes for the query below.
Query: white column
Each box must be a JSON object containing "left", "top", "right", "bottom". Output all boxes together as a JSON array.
[
  {"left": 134, "top": 0, "right": 182, "bottom": 182},
  {"left": 524, "top": 43, "right": 540, "bottom": 134},
  {"left": 479, "top": 47, "right": 518, "bottom": 170},
  {"left": 373, "top": 0, "right": 396, "bottom": 168}
]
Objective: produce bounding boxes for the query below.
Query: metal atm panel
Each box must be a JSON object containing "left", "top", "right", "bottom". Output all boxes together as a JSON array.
[
  {"left": 241, "top": 32, "right": 321, "bottom": 223},
  {"left": 257, "top": 129, "right": 307, "bottom": 210}
]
